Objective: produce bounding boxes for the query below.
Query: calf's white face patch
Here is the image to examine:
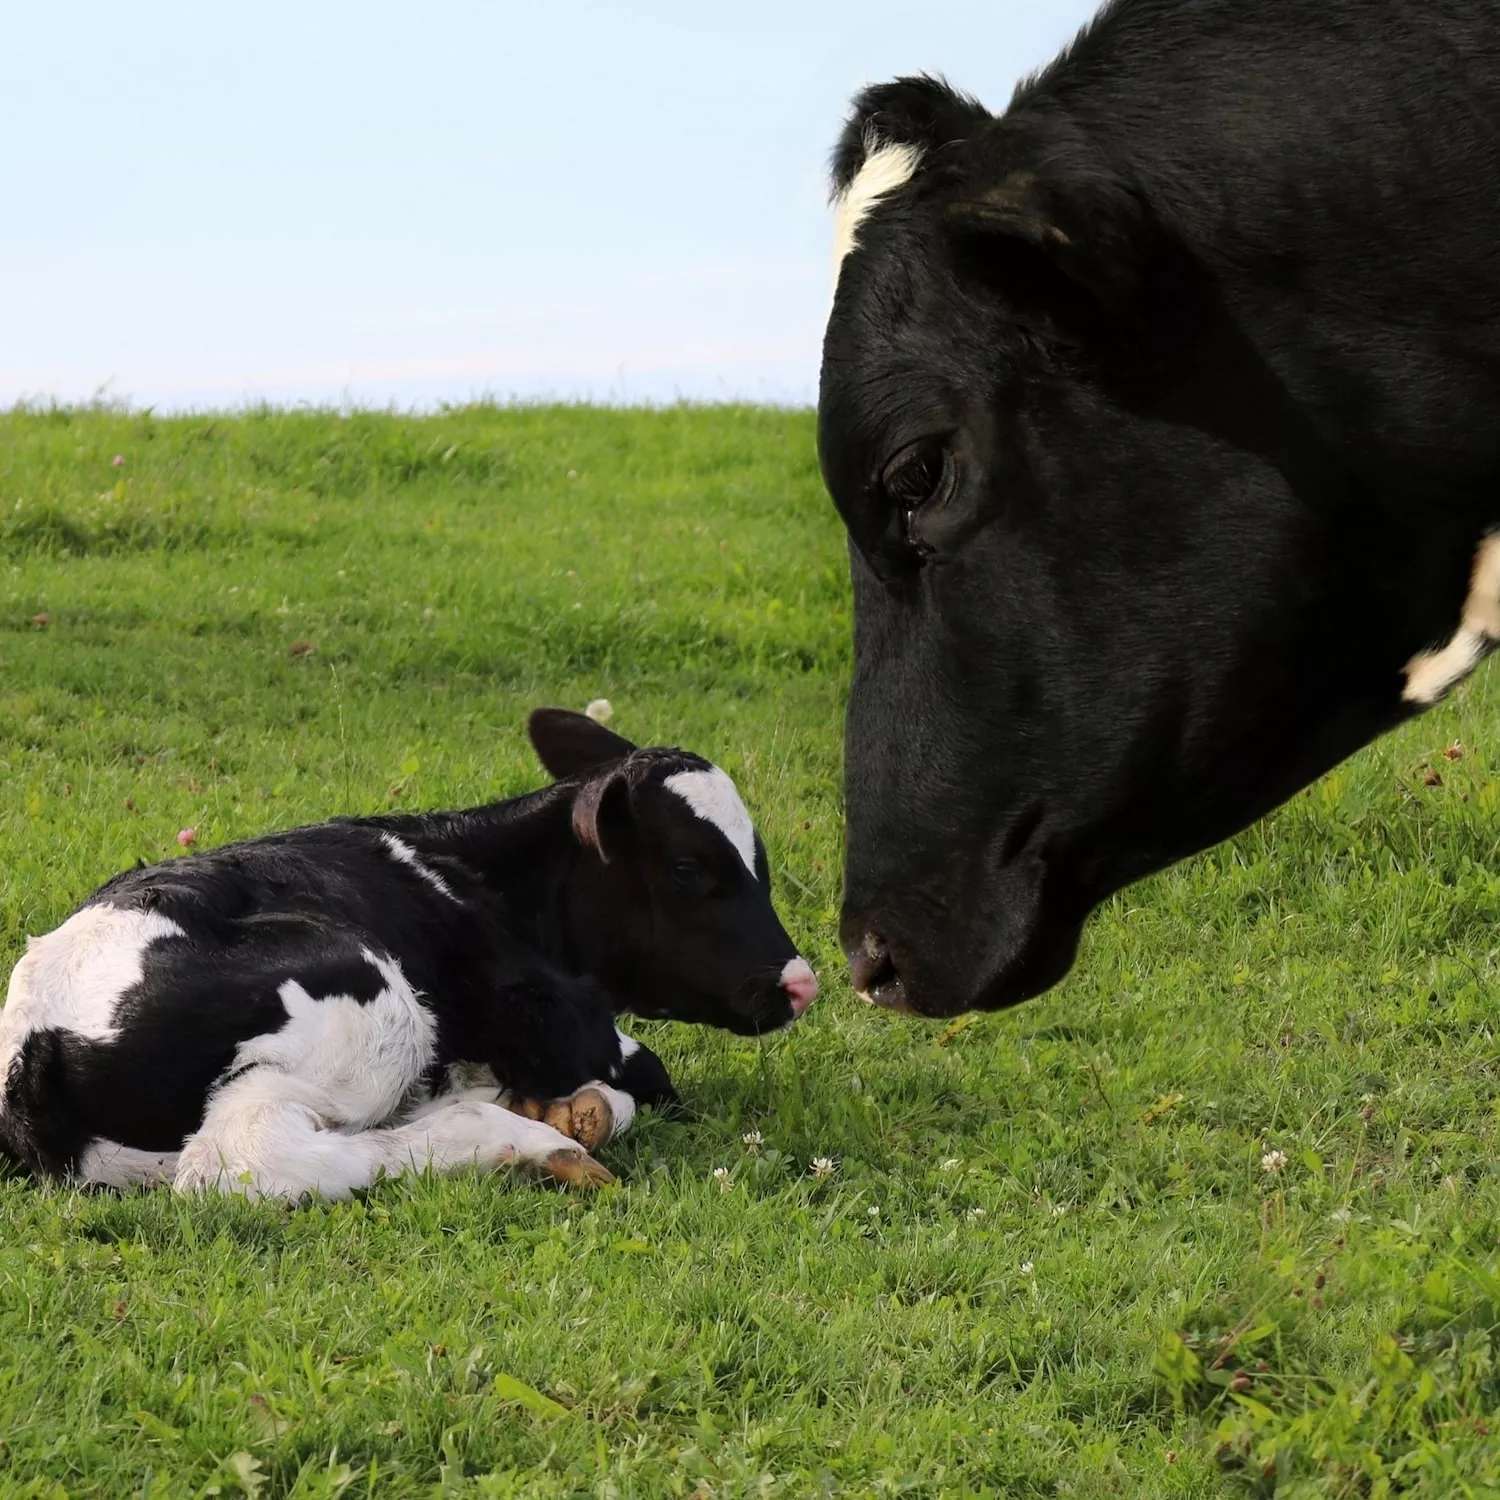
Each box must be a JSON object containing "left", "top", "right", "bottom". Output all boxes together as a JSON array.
[
  {"left": 1403, "top": 533, "right": 1500, "bottom": 706},
  {"left": 663, "top": 767, "right": 758, "bottom": 876},
  {"left": 832, "top": 137, "right": 923, "bottom": 281}
]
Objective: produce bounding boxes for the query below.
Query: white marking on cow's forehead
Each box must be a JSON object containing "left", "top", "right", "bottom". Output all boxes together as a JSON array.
[
  {"left": 1403, "top": 533, "right": 1500, "bottom": 705},
  {"left": 832, "top": 137, "right": 923, "bottom": 280},
  {"left": 663, "top": 767, "right": 757, "bottom": 876}
]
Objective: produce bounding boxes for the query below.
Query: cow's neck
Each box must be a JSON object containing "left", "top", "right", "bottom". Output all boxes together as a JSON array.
[{"left": 1016, "top": 16, "right": 1500, "bottom": 710}]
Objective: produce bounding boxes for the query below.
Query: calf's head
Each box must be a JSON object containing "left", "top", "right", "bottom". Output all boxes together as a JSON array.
[
  {"left": 820, "top": 77, "right": 1493, "bottom": 1017},
  {"left": 529, "top": 708, "right": 817, "bottom": 1035}
]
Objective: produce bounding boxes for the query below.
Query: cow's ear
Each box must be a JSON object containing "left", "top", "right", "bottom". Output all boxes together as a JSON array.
[
  {"left": 831, "top": 75, "right": 990, "bottom": 196},
  {"left": 571, "top": 770, "right": 634, "bottom": 864},
  {"left": 529, "top": 708, "right": 637, "bottom": 781},
  {"left": 944, "top": 161, "right": 1170, "bottom": 338}
]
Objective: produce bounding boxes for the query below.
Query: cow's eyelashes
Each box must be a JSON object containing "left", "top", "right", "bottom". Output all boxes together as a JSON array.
[
  {"left": 882, "top": 444, "right": 946, "bottom": 507},
  {"left": 880, "top": 443, "right": 951, "bottom": 547}
]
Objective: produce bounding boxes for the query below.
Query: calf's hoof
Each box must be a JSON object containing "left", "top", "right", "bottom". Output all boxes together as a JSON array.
[
  {"left": 541, "top": 1087, "right": 615, "bottom": 1152},
  {"left": 504, "top": 1085, "right": 620, "bottom": 1151},
  {"left": 541, "top": 1148, "right": 615, "bottom": 1189}
]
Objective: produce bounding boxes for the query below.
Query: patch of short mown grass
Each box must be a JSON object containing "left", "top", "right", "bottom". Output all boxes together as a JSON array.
[{"left": 2, "top": 403, "right": 1500, "bottom": 1496}]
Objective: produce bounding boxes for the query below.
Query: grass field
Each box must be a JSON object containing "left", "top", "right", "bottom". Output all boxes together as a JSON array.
[{"left": 3, "top": 403, "right": 1500, "bottom": 1498}]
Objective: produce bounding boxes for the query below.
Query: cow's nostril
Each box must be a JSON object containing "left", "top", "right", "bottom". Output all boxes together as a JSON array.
[{"left": 848, "top": 933, "right": 910, "bottom": 1010}]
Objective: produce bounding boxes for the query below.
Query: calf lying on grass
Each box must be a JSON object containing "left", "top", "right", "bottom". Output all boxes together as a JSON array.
[{"left": 0, "top": 709, "right": 817, "bottom": 1202}]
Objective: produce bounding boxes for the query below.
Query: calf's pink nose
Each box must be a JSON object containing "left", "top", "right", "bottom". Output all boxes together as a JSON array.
[{"left": 780, "top": 957, "right": 819, "bottom": 1016}]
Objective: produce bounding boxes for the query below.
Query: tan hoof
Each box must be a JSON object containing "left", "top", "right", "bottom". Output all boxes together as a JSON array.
[
  {"left": 541, "top": 1148, "right": 615, "bottom": 1189},
  {"left": 503, "top": 1093, "right": 546, "bottom": 1122},
  {"left": 542, "top": 1087, "right": 614, "bottom": 1152}
]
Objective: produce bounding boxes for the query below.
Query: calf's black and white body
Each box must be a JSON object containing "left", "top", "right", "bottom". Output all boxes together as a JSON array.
[{"left": 0, "top": 709, "right": 817, "bottom": 1201}]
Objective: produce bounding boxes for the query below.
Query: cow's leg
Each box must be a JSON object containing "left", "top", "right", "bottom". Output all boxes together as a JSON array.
[{"left": 174, "top": 1069, "right": 612, "bottom": 1202}]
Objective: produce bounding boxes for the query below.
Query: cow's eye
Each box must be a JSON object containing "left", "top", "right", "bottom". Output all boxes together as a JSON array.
[
  {"left": 881, "top": 443, "right": 949, "bottom": 545},
  {"left": 668, "top": 858, "right": 703, "bottom": 889}
]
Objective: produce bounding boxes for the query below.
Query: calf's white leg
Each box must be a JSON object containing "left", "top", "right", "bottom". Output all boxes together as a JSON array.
[
  {"left": 173, "top": 1070, "right": 613, "bottom": 1202},
  {"left": 78, "top": 1140, "right": 182, "bottom": 1189}
]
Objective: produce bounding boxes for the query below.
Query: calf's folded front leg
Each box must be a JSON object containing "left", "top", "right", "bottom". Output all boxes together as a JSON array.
[{"left": 499, "top": 1027, "right": 680, "bottom": 1151}]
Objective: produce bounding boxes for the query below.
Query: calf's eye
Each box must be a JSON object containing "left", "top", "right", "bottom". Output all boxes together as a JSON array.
[{"left": 668, "top": 859, "right": 702, "bottom": 889}]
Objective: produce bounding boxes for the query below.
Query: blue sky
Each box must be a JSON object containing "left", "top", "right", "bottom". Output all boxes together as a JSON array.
[{"left": 1, "top": 2, "right": 1100, "bottom": 411}]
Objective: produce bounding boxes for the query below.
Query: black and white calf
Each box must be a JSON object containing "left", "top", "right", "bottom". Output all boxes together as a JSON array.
[{"left": 0, "top": 709, "right": 817, "bottom": 1201}]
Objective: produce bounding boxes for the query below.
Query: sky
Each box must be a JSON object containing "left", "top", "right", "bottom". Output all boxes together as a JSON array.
[{"left": 1, "top": 2, "right": 1101, "bottom": 412}]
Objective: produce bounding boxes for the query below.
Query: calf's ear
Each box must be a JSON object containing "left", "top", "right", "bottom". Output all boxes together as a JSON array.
[
  {"left": 571, "top": 771, "right": 633, "bottom": 863},
  {"left": 529, "top": 708, "right": 638, "bottom": 781}
]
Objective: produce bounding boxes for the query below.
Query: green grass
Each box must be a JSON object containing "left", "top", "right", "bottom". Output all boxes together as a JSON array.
[{"left": 3, "top": 403, "right": 1500, "bottom": 1498}]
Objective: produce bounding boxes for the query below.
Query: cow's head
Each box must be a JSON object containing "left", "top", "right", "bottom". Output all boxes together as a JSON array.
[
  {"left": 820, "top": 76, "right": 1495, "bottom": 1017},
  {"left": 529, "top": 708, "right": 818, "bottom": 1035}
]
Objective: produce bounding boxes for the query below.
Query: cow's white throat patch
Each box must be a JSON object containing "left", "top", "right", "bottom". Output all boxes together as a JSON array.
[
  {"left": 663, "top": 767, "right": 757, "bottom": 876},
  {"left": 1403, "top": 534, "right": 1500, "bottom": 705},
  {"left": 832, "top": 137, "right": 923, "bottom": 280}
]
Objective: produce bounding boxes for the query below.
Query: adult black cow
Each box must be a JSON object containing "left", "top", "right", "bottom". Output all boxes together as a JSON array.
[{"left": 819, "top": 0, "right": 1500, "bottom": 1018}]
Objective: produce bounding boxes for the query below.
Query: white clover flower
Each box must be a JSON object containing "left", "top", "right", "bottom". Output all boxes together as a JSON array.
[
  {"left": 1020, "top": 1260, "right": 1035, "bottom": 1276},
  {"left": 712, "top": 1166, "right": 731, "bottom": 1188},
  {"left": 940, "top": 1158, "right": 962, "bottom": 1172},
  {"left": 585, "top": 698, "right": 613, "bottom": 723},
  {"left": 741, "top": 1130, "right": 763, "bottom": 1153},
  {"left": 966, "top": 1206, "right": 986, "bottom": 1221},
  {"left": 809, "top": 1157, "right": 836, "bottom": 1179},
  {"left": 867, "top": 1205, "right": 880, "bottom": 1218},
  {"left": 1051, "top": 1203, "right": 1068, "bottom": 1217},
  {"left": 1261, "top": 1149, "right": 1289, "bottom": 1174}
]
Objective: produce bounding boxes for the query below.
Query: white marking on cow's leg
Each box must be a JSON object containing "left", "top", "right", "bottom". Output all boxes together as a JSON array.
[
  {"left": 663, "top": 767, "right": 758, "bottom": 875},
  {"left": 832, "top": 137, "right": 923, "bottom": 278},
  {"left": 229, "top": 951, "right": 437, "bottom": 1129},
  {"left": 168, "top": 948, "right": 443, "bottom": 1200},
  {"left": 0, "top": 905, "right": 184, "bottom": 1086},
  {"left": 175, "top": 1074, "right": 608, "bottom": 1202},
  {"left": 77, "top": 1140, "right": 181, "bottom": 1189},
  {"left": 1403, "top": 534, "right": 1500, "bottom": 705},
  {"left": 379, "top": 833, "right": 459, "bottom": 902},
  {"left": 614, "top": 1026, "right": 641, "bottom": 1061}
]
